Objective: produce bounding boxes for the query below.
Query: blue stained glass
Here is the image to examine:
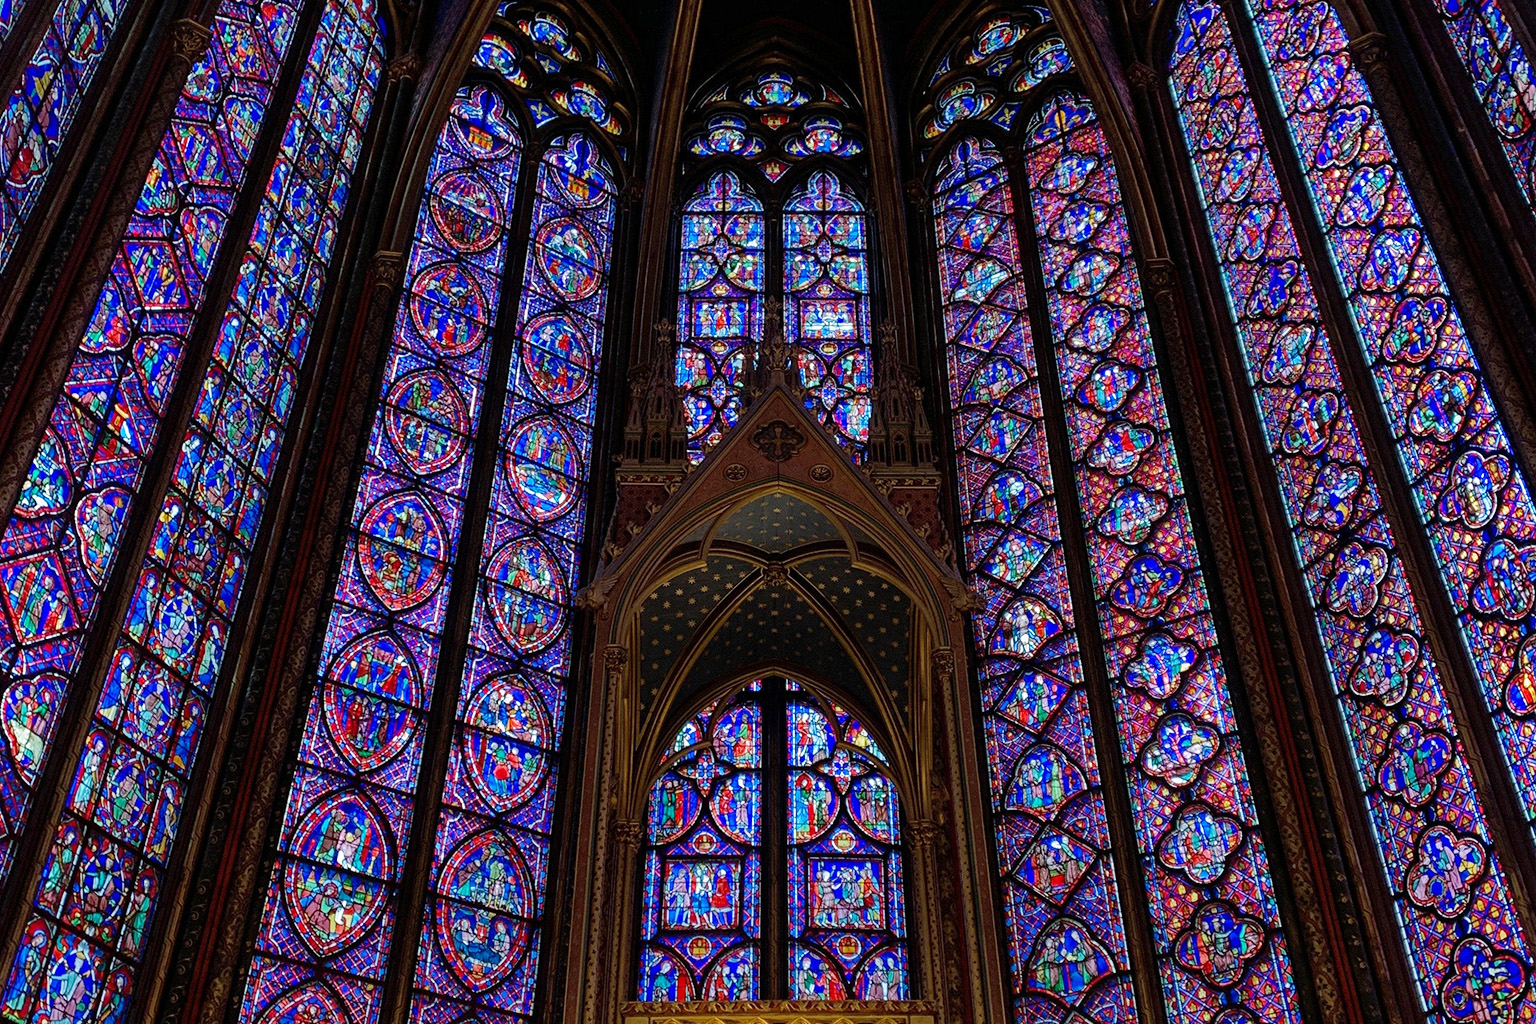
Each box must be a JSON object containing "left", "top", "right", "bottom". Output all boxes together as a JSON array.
[
  {"left": 0, "top": 7, "right": 382, "bottom": 1023},
  {"left": 784, "top": 172, "right": 872, "bottom": 457},
  {"left": 0, "top": 0, "right": 33, "bottom": 41},
  {"left": 675, "top": 171, "right": 763, "bottom": 461},
  {"left": 1171, "top": 0, "right": 1536, "bottom": 1015},
  {"left": 408, "top": 130, "right": 615, "bottom": 1023},
  {"left": 933, "top": 134, "right": 1138, "bottom": 1024},
  {"left": 1024, "top": 90, "right": 1301, "bottom": 1024},
  {"left": 638, "top": 693, "right": 763, "bottom": 1001},
  {"left": 1432, "top": 0, "right": 1536, "bottom": 206},
  {"left": 786, "top": 690, "right": 907, "bottom": 1000},
  {"left": 237, "top": 82, "right": 522, "bottom": 1024},
  {"left": 0, "top": 0, "right": 301, "bottom": 894},
  {"left": 0, "top": 0, "right": 133, "bottom": 271}
]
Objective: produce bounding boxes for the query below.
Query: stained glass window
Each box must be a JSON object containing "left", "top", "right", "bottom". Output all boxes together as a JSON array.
[
  {"left": 1430, "top": 0, "right": 1536, "bottom": 206},
  {"left": 638, "top": 692, "right": 763, "bottom": 1000},
  {"left": 1168, "top": 0, "right": 1536, "bottom": 1014},
  {"left": 0, "top": 0, "right": 135, "bottom": 270},
  {"left": 0, "top": 0, "right": 310, "bottom": 892},
  {"left": 0, "top": 3, "right": 382, "bottom": 1022},
  {"left": 922, "top": 12, "right": 1301, "bottom": 1023},
  {"left": 637, "top": 680, "right": 906, "bottom": 1002},
  {"left": 785, "top": 686, "right": 906, "bottom": 999},
  {"left": 932, "top": 135, "right": 1138, "bottom": 1023},
  {"left": 673, "top": 70, "right": 869, "bottom": 462},
  {"left": 237, "top": 82, "right": 523, "bottom": 1024},
  {"left": 409, "top": 129, "right": 616, "bottom": 1022},
  {"left": 676, "top": 172, "right": 764, "bottom": 459},
  {"left": 240, "top": 7, "right": 627, "bottom": 1023}
]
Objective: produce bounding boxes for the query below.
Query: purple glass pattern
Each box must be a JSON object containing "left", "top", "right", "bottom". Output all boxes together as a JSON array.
[
  {"left": 784, "top": 171, "right": 872, "bottom": 456},
  {"left": 236, "top": 84, "right": 523, "bottom": 1024},
  {"left": 0, "top": 0, "right": 301, "bottom": 887},
  {"left": 0, "top": 5, "right": 381, "bottom": 1022},
  {"left": 1432, "top": 0, "right": 1536, "bottom": 204},
  {"left": 932, "top": 134, "right": 1138, "bottom": 1024},
  {"left": 1250, "top": 0, "right": 1536, "bottom": 874},
  {"left": 785, "top": 689, "right": 907, "bottom": 1000},
  {"left": 1024, "top": 91, "right": 1300, "bottom": 1023},
  {"left": 638, "top": 694, "right": 763, "bottom": 1001},
  {"left": 1171, "top": 1, "right": 1536, "bottom": 1015},
  {"left": 675, "top": 171, "right": 764, "bottom": 460},
  {"left": 0, "top": 0, "right": 133, "bottom": 269},
  {"left": 408, "top": 131, "right": 615, "bottom": 1024}
]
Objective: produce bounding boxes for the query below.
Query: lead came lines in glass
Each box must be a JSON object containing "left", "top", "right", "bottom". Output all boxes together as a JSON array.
[
  {"left": 933, "top": 134, "right": 1139, "bottom": 1024},
  {"left": 0, "top": 0, "right": 300, "bottom": 917},
  {"left": 237, "top": 82, "right": 523, "bottom": 1024},
  {"left": 0, "top": 6, "right": 382, "bottom": 1023},
  {"left": 1025, "top": 89, "right": 1301, "bottom": 1024},
  {"left": 1170, "top": 0, "right": 1536, "bottom": 1016},
  {"left": 1431, "top": 0, "right": 1536, "bottom": 207}
]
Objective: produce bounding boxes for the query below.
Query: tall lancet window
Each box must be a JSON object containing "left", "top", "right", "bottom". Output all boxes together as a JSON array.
[
  {"left": 675, "top": 68, "right": 872, "bottom": 460},
  {"left": 636, "top": 679, "right": 907, "bottom": 1003},
  {"left": 238, "top": 8, "right": 630, "bottom": 1024},
  {"left": 920, "top": 9, "right": 1301, "bottom": 1024},
  {"left": 1167, "top": 0, "right": 1536, "bottom": 1015},
  {"left": 0, "top": 3, "right": 383, "bottom": 1021},
  {"left": 0, "top": 0, "right": 142, "bottom": 270}
]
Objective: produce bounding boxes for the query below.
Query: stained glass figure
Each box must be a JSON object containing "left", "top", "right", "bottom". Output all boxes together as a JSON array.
[
  {"left": 1169, "top": 0, "right": 1536, "bottom": 1015},
  {"left": 1431, "top": 0, "right": 1536, "bottom": 206},
  {"left": 932, "top": 134, "right": 1137, "bottom": 1023},
  {"left": 0, "top": 0, "right": 134, "bottom": 270},
  {"left": 636, "top": 681, "right": 906, "bottom": 1003},
  {"left": 675, "top": 172, "right": 763, "bottom": 460},
  {"left": 638, "top": 694, "right": 763, "bottom": 1001},
  {"left": 783, "top": 172, "right": 872, "bottom": 455},
  {"left": 497, "top": 5, "right": 629, "bottom": 139},
  {"left": 0, "top": 0, "right": 307, "bottom": 892},
  {"left": 1242, "top": 0, "right": 1536, "bottom": 859},
  {"left": 918, "top": 8, "right": 1057, "bottom": 154},
  {"left": 409, "top": 130, "right": 616, "bottom": 1023},
  {"left": 237, "top": 82, "right": 522, "bottom": 1024},
  {"left": 785, "top": 688, "right": 906, "bottom": 1000},
  {"left": 1023, "top": 88, "right": 1300, "bottom": 1024},
  {"left": 0, "top": 3, "right": 381, "bottom": 1022},
  {"left": 681, "top": 69, "right": 863, "bottom": 181}
]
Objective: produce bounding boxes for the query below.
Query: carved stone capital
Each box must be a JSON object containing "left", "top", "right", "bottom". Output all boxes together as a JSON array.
[
  {"left": 387, "top": 53, "right": 424, "bottom": 82},
  {"left": 372, "top": 250, "right": 406, "bottom": 290},
  {"left": 931, "top": 648, "right": 955, "bottom": 683},
  {"left": 907, "top": 819, "right": 944, "bottom": 850},
  {"left": 169, "top": 19, "right": 213, "bottom": 63},
  {"left": 1347, "top": 31, "right": 1389, "bottom": 71},
  {"left": 614, "top": 818, "right": 645, "bottom": 852},
  {"left": 604, "top": 644, "right": 630, "bottom": 674},
  {"left": 1142, "top": 256, "right": 1178, "bottom": 296},
  {"left": 1125, "top": 61, "right": 1159, "bottom": 91}
]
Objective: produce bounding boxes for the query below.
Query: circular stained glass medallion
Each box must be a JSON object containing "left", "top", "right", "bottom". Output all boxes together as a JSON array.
[
  {"left": 385, "top": 369, "right": 471, "bottom": 476},
  {"left": 434, "top": 830, "right": 534, "bottom": 991},
  {"left": 429, "top": 168, "right": 503, "bottom": 253},
  {"left": 506, "top": 417, "right": 582, "bottom": 522},
  {"left": 462, "top": 674, "right": 552, "bottom": 811},
  {"left": 486, "top": 538, "right": 567, "bottom": 654},
  {"left": 322, "top": 631, "right": 420, "bottom": 773},
  {"left": 410, "top": 262, "right": 486, "bottom": 357},
  {"left": 254, "top": 984, "right": 347, "bottom": 1024},
  {"left": 356, "top": 491, "right": 447, "bottom": 611},
  {"left": 522, "top": 314, "right": 593, "bottom": 405},
  {"left": 282, "top": 792, "right": 392, "bottom": 956},
  {"left": 534, "top": 218, "right": 602, "bottom": 300}
]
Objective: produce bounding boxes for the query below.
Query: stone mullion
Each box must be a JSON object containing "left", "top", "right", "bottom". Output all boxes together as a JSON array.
[
  {"left": 1001, "top": 144, "right": 1173, "bottom": 1024},
  {"left": 1130, "top": 62, "right": 1384, "bottom": 1024},
  {"left": 582, "top": 643, "right": 630, "bottom": 1024},
  {"left": 626, "top": 0, "right": 703, "bottom": 370},
  {"left": 1223, "top": 0, "right": 1536, "bottom": 986},
  {"left": 848, "top": 0, "right": 917, "bottom": 369},
  {"left": 375, "top": 126, "right": 546, "bottom": 1024},
  {"left": 170, "top": 52, "right": 425, "bottom": 1024}
]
